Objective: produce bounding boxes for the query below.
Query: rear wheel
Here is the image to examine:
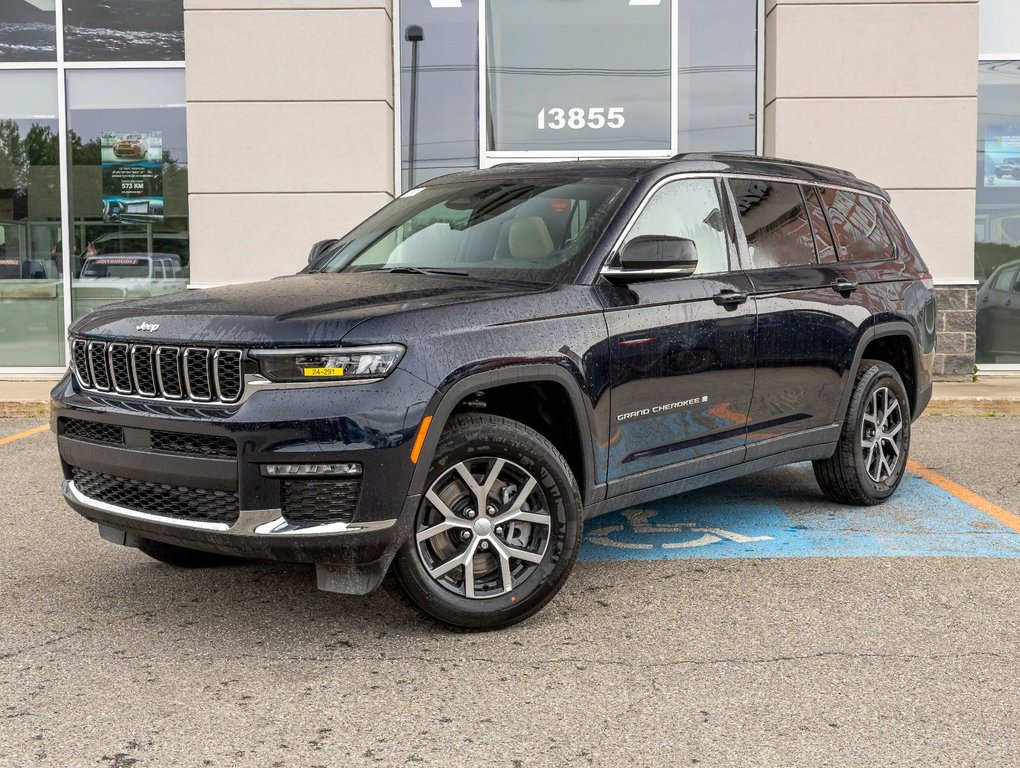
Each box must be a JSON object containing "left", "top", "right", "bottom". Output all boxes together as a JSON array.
[
  {"left": 813, "top": 359, "right": 911, "bottom": 505},
  {"left": 137, "top": 539, "right": 241, "bottom": 568},
  {"left": 393, "top": 414, "right": 582, "bottom": 630}
]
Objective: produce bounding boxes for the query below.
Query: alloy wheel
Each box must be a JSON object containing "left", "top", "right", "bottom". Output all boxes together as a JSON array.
[
  {"left": 860, "top": 386, "right": 904, "bottom": 482},
  {"left": 415, "top": 457, "right": 552, "bottom": 599}
]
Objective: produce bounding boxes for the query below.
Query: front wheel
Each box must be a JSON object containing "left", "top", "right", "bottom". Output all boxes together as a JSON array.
[
  {"left": 393, "top": 414, "right": 582, "bottom": 630},
  {"left": 813, "top": 359, "right": 912, "bottom": 505}
]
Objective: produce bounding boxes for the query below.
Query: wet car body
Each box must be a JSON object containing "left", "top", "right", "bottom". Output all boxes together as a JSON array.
[{"left": 51, "top": 153, "right": 937, "bottom": 607}]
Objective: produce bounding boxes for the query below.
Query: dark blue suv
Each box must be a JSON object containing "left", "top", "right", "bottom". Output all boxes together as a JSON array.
[{"left": 52, "top": 155, "right": 937, "bottom": 628}]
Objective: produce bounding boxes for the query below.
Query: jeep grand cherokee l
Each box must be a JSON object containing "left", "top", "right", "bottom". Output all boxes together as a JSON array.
[{"left": 52, "top": 154, "right": 937, "bottom": 629}]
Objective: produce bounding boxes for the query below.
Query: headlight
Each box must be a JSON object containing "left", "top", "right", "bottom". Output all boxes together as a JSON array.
[{"left": 252, "top": 344, "right": 404, "bottom": 383}]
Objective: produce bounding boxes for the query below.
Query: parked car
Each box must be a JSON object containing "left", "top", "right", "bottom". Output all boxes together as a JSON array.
[
  {"left": 52, "top": 154, "right": 936, "bottom": 629},
  {"left": 977, "top": 258, "right": 1020, "bottom": 357}
]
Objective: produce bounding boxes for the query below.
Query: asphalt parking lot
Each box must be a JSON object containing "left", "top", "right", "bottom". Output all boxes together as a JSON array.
[{"left": 2, "top": 415, "right": 1019, "bottom": 767}]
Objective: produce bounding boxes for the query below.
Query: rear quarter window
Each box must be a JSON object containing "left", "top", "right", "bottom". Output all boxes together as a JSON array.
[{"left": 819, "top": 188, "right": 897, "bottom": 262}]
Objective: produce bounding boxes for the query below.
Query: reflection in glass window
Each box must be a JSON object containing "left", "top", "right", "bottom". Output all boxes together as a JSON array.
[
  {"left": 819, "top": 188, "right": 894, "bottom": 263},
  {"left": 64, "top": 0, "right": 184, "bottom": 61},
  {"left": 676, "top": 0, "right": 757, "bottom": 154},
  {"left": 803, "top": 186, "right": 836, "bottom": 263},
  {"left": 0, "top": 70, "right": 63, "bottom": 366},
  {"left": 976, "top": 61, "right": 1020, "bottom": 364},
  {"left": 67, "top": 69, "right": 189, "bottom": 321},
  {"left": 729, "top": 180, "right": 817, "bottom": 269},
  {"left": 0, "top": 0, "right": 57, "bottom": 61},
  {"left": 399, "top": 0, "right": 479, "bottom": 190},
  {"left": 486, "top": 0, "right": 671, "bottom": 152},
  {"left": 622, "top": 179, "right": 729, "bottom": 274}
]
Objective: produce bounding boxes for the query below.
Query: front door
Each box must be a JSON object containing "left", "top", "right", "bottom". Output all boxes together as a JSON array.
[{"left": 601, "top": 177, "right": 756, "bottom": 496}]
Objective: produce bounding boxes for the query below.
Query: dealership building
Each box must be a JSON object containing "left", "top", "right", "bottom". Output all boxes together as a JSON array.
[{"left": 1, "top": 0, "right": 1018, "bottom": 378}]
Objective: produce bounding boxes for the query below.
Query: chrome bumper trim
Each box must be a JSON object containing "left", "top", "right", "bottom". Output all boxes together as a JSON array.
[
  {"left": 65, "top": 480, "right": 397, "bottom": 537},
  {"left": 65, "top": 479, "right": 230, "bottom": 532}
]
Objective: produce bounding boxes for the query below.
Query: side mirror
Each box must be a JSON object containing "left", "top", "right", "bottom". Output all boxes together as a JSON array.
[
  {"left": 603, "top": 235, "right": 699, "bottom": 283},
  {"left": 308, "top": 238, "right": 339, "bottom": 265}
]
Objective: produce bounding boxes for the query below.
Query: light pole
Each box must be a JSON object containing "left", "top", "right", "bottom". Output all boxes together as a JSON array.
[{"left": 405, "top": 24, "right": 424, "bottom": 189}]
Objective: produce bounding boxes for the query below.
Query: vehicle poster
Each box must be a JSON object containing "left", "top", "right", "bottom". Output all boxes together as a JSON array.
[
  {"left": 101, "top": 131, "right": 164, "bottom": 222},
  {"left": 984, "top": 124, "right": 1020, "bottom": 188}
]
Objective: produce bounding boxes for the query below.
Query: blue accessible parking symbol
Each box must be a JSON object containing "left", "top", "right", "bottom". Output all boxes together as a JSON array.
[{"left": 580, "top": 463, "right": 1020, "bottom": 562}]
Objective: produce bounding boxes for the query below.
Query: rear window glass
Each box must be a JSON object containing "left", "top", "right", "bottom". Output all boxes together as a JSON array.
[
  {"left": 728, "top": 179, "right": 817, "bottom": 269},
  {"left": 819, "top": 188, "right": 896, "bottom": 262}
]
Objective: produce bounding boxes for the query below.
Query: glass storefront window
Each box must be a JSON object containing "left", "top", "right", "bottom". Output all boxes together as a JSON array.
[
  {"left": 486, "top": 0, "right": 672, "bottom": 153},
  {"left": 399, "top": 0, "right": 759, "bottom": 191},
  {"left": 63, "top": 0, "right": 184, "bottom": 61},
  {"left": 0, "top": 70, "right": 63, "bottom": 367},
  {"left": 0, "top": 1, "right": 57, "bottom": 61},
  {"left": 399, "top": 0, "right": 479, "bottom": 190},
  {"left": 976, "top": 61, "right": 1020, "bottom": 365},
  {"left": 67, "top": 69, "right": 189, "bottom": 322}
]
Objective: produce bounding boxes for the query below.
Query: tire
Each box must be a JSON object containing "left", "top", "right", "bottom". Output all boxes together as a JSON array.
[
  {"left": 813, "top": 359, "right": 912, "bottom": 506},
  {"left": 393, "top": 414, "right": 582, "bottom": 630},
  {"left": 137, "top": 538, "right": 241, "bottom": 568}
]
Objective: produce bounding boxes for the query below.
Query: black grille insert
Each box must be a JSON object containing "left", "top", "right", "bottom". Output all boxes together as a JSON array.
[
  {"left": 131, "top": 345, "right": 157, "bottom": 396},
  {"left": 281, "top": 479, "right": 361, "bottom": 525},
  {"left": 108, "top": 343, "right": 132, "bottom": 393},
  {"left": 71, "top": 467, "right": 239, "bottom": 525},
  {"left": 150, "top": 430, "right": 236, "bottom": 458},
  {"left": 87, "top": 341, "right": 111, "bottom": 391},
  {"left": 156, "top": 346, "right": 183, "bottom": 399},
  {"left": 62, "top": 419, "right": 124, "bottom": 445},
  {"left": 183, "top": 348, "right": 212, "bottom": 401}
]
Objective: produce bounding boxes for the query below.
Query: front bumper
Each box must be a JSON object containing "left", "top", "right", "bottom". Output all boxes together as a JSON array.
[{"left": 52, "top": 368, "right": 435, "bottom": 572}]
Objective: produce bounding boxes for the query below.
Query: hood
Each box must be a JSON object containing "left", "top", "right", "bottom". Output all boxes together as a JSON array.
[{"left": 71, "top": 271, "right": 548, "bottom": 346}]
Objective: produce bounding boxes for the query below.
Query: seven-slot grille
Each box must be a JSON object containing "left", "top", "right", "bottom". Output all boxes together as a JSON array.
[{"left": 72, "top": 339, "right": 243, "bottom": 404}]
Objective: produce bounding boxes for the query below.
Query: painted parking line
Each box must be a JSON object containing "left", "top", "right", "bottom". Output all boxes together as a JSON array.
[
  {"left": 0, "top": 423, "right": 48, "bottom": 447},
  {"left": 580, "top": 463, "right": 1020, "bottom": 561}
]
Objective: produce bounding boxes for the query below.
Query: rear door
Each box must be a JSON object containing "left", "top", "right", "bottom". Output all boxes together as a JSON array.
[
  {"left": 727, "top": 178, "right": 859, "bottom": 457},
  {"left": 601, "top": 177, "right": 756, "bottom": 495}
]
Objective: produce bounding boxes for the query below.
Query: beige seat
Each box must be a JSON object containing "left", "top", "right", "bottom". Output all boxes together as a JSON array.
[{"left": 508, "top": 216, "right": 555, "bottom": 262}]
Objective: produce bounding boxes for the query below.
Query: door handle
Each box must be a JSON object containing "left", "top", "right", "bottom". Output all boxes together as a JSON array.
[
  {"left": 830, "top": 278, "right": 859, "bottom": 294},
  {"left": 713, "top": 289, "right": 748, "bottom": 307}
]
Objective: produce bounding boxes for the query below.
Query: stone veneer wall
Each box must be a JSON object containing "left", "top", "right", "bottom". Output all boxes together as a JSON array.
[{"left": 934, "top": 285, "right": 977, "bottom": 378}]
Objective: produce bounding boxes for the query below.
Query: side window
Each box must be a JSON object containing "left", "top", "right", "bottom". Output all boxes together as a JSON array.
[
  {"left": 803, "top": 187, "right": 837, "bottom": 263},
  {"left": 819, "top": 188, "right": 896, "bottom": 262},
  {"left": 728, "top": 179, "right": 817, "bottom": 269},
  {"left": 622, "top": 179, "right": 729, "bottom": 275},
  {"left": 992, "top": 266, "right": 1018, "bottom": 292}
]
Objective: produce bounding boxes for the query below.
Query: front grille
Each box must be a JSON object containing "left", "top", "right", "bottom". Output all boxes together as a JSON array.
[
  {"left": 281, "top": 479, "right": 361, "bottom": 525},
  {"left": 72, "top": 338, "right": 244, "bottom": 405},
  {"left": 71, "top": 467, "right": 239, "bottom": 525},
  {"left": 62, "top": 418, "right": 124, "bottom": 445},
  {"left": 150, "top": 430, "right": 236, "bottom": 458}
]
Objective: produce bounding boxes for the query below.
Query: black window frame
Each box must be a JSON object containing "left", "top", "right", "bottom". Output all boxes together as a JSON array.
[{"left": 817, "top": 185, "right": 900, "bottom": 265}]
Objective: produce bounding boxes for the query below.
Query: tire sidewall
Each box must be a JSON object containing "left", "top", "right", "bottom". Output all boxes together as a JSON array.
[
  {"left": 849, "top": 364, "right": 912, "bottom": 500},
  {"left": 394, "top": 417, "right": 582, "bottom": 629}
]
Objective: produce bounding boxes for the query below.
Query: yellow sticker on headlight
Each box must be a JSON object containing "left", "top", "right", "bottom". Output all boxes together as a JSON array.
[{"left": 302, "top": 367, "right": 344, "bottom": 377}]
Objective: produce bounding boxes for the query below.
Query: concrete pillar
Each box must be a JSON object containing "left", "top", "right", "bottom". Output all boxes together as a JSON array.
[
  {"left": 764, "top": 0, "right": 980, "bottom": 376},
  {"left": 183, "top": 0, "right": 395, "bottom": 286}
]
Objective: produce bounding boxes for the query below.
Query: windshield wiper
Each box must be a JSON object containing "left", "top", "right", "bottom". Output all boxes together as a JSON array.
[{"left": 377, "top": 266, "right": 470, "bottom": 277}]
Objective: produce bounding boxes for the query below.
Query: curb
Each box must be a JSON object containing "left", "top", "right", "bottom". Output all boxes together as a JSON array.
[
  {"left": 923, "top": 398, "right": 1020, "bottom": 417},
  {"left": 0, "top": 401, "right": 50, "bottom": 418}
]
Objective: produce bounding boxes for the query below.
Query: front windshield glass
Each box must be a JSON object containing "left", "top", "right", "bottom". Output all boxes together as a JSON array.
[{"left": 309, "top": 177, "right": 633, "bottom": 282}]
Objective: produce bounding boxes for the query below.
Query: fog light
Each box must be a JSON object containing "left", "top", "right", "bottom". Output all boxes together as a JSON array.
[{"left": 261, "top": 462, "right": 362, "bottom": 477}]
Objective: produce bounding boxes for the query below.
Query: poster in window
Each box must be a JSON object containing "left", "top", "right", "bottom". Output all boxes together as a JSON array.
[
  {"left": 101, "top": 131, "right": 163, "bottom": 223},
  {"left": 984, "top": 125, "right": 1020, "bottom": 189}
]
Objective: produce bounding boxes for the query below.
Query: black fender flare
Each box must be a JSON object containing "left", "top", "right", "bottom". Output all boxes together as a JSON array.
[
  {"left": 407, "top": 364, "right": 603, "bottom": 507},
  {"left": 836, "top": 321, "right": 921, "bottom": 423}
]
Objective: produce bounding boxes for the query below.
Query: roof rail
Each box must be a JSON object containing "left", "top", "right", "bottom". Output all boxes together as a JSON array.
[{"left": 673, "top": 152, "right": 859, "bottom": 180}]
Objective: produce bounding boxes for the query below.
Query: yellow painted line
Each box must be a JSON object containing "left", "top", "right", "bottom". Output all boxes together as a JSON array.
[
  {"left": 0, "top": 423, "right": 48, "bottom": 447},
  {"left": 907, "top": 458, "right": 1020, "bottom": 534}
]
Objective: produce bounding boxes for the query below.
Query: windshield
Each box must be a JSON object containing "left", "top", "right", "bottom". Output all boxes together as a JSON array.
[{"left": 308, "top": 177, "right": 633, "bottom": 282}]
